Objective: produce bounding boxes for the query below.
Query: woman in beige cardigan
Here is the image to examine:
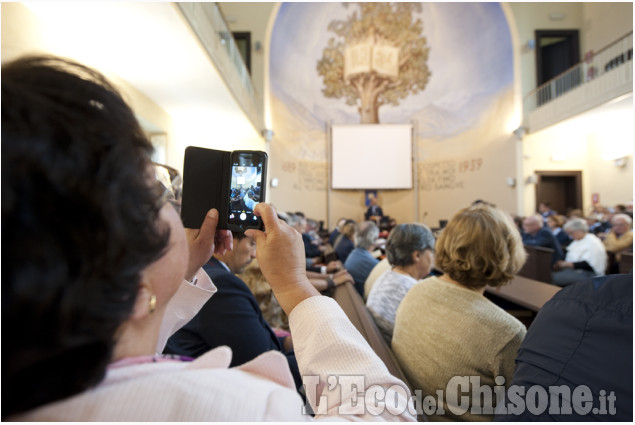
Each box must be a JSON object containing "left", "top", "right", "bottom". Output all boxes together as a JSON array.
[{"left": 392, "top": 203, "right": 527, "bottom": 421}]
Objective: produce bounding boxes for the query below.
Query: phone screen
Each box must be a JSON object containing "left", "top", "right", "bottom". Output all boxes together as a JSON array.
[{"left": 228, "top": 151, "right": 267, "bottom": 230}]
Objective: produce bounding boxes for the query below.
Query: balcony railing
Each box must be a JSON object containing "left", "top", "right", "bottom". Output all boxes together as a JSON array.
[
  {"left": 524, "top": 31, "right": 633, "bottom": 116},
  {"left": 176, "top": 2, "right": 263, "bottom": 133}
]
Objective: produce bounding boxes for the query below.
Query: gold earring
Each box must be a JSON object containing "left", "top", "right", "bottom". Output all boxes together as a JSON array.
[{"left": 149, "top": 294, "right": 157, "bottom": 314}]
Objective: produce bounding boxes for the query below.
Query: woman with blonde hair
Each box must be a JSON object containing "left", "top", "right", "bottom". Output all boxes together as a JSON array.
[{"left": 392, "top": 203, "right": 527, "bottom": 421}]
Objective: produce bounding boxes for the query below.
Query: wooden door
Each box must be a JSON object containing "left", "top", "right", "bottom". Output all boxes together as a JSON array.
[{"left": 535, "top": 171, "right": 582, "bottom": 216}]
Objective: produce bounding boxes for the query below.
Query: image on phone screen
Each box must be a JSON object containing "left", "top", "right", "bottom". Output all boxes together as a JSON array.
[{"left": 228, "top": 153, "right": 265, "bottom": 228}]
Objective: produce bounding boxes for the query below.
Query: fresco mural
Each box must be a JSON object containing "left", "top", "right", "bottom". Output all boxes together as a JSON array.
[
  {"left": 317, "top": 3, "right": 431, "bottom": 124},
  {"left": 268, "top": 2, "right": 516, "bottom": 225}
]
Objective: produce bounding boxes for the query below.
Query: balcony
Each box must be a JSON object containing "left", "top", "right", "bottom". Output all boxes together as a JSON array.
[
  {"left": 177, "top": 2, "right": 264, "bottom": 134},
  {"left": 523, "top": 32, "right": 633, "bottom": 132}
]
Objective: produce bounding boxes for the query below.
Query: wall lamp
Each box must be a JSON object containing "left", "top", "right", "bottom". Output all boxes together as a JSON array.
[
  {"left": 513, "top": 126, "right": 528, "bottom": 140},
  {"left": 261, "top": 129, "right": 274, "bottom": 142}
]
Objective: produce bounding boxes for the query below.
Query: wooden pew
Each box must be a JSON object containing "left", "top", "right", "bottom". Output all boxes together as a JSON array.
[
  {"left": 331, "top": 281, "right": 412, "bottom": 390},
  {"left": 619, "top": 251, "right": 633, "bottom": 274},
  {"left": 485, "top": 275, "right": 561, "bottom": 311},
  {"left": 517, "top": 245, "right": 554, "bottom": 284}
]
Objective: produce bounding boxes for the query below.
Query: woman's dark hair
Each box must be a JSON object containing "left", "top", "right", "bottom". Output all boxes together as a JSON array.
[{"left": 1, "top": 56, "right": 170, "bottom": 417}]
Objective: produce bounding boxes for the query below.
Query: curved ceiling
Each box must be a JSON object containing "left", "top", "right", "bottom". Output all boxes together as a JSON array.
[{"left": 22, "top": 2, "right": 259, "bottom": 141}]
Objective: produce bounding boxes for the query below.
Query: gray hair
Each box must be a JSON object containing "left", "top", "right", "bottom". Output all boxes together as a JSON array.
[
  {"left": 386, "top": 223, "right": 435, "bottom": 267},
  {"left": 612, "top": 213, "right": 633, "bottom": 226},
  {"left": 285, "top": 212, "right": 299, "bottom": 227},
  {"left": 355, "top": 221, "right": 379, "bottom": 250},
  {"left": 564, "top": 217, "right": 589, "bottom": 233}
]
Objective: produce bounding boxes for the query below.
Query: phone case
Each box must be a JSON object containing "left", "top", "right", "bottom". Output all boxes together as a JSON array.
[{"left": 181, "top": 146, "right": 231, "bottom": 229}]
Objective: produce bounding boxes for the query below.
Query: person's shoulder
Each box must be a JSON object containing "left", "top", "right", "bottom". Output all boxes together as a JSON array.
[
  {"left": 203, "top": 258, "right": 229, "bottom": 275},
  {"left": 203, "top": 266, "right": 252, "bottom": 296},
  {"left": 537, "top": 226, "right": 553, "bottom": 236},
  {"left": 549, "top": 274, "right": 632, "bottom": 312}
]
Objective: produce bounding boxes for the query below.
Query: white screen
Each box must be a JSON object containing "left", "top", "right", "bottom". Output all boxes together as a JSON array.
[{"left": 331, "top": 124, "right": 412, "bottom": 189}]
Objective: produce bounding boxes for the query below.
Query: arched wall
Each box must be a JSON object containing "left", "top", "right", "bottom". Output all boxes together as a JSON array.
[{"left": 265, "top": 2, "right": 521, "bottom": 227}]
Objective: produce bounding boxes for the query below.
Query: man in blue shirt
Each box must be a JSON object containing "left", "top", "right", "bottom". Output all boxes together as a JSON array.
[{"left": 344, "top": 221, "right": 380, "bottom": 297}]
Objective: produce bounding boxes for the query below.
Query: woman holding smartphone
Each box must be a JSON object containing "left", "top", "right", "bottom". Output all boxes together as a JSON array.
[{"left": 3, "top": 55, "right": 414, "bottom": 422}]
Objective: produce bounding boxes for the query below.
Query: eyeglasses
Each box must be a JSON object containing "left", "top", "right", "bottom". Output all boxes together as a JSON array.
[{"left": 153, "top": 163, "right": 182, "bottom": 213}]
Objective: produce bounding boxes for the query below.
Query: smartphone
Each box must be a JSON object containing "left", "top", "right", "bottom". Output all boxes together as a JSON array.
[{"left": 227, "top": 150, "right": 268, "bottom": 231}]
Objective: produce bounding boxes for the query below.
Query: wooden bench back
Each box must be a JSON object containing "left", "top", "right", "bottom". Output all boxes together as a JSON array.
[
  {"left": 517, "top": 245, "right": 554, "bottom": 283},
  {"left": 332, "top": 281, "right": 412, "bottom": 390}
]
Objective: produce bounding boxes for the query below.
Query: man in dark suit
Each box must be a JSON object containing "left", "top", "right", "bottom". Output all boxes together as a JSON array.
[
  {"left": 164, "top": 232, "right": 301, "bottom": 390},
  {"left": 522, "top": 214, "right": 564, "bottom": 265},
  {"left": 365, "top": 196, "right": 384, "bottom": 223}
]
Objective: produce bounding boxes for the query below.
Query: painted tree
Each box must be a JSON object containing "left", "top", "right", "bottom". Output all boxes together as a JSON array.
[{"left": 317, "top": 3, "right": 431, "bottom": 124}]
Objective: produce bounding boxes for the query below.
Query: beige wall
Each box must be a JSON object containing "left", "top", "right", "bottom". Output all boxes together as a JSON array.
[
  {"left": 507, "top": 2, "right": 584, "bottom": 98},
  {"left": 582, "top": 2, "right": 634, "bottom": 53},
  {"left": 521, "top": 96, "right": 633, "bottom": 216},
  {"left": 508, "top": 2, "right": 633, "bottom": 97},
  {"left": 218, "top": 2, "right": 276, "bottom": 123},
  {"left": 1, "top": 3, "right": 174, "bottom": 156},
  {"left": 508, "top": 2, "right": 633, "bottom": 217}
]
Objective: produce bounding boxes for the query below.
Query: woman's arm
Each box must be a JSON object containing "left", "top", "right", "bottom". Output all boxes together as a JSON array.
[{"left": 246, "top": 204, "right": 416, "bottom": 421}]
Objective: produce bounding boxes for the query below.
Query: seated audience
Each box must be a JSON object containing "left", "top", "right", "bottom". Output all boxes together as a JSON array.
[
  {"left": 538, "top": 200, "right": 556, "bottom": 223},
  {"left": 3, "top": 56, "right": 414, "bottom": 421},
  {"left": 239, "top": 259, "right": 289, "bottom": 332},
  {"left": 305, "top": 217, "right": 322, "bottom": 244},
  {"left": 164, "top": 231, "right": 302, "bottom": 390},
  {"left": 546, "top": 214, "right": 572, "bottom": 250},
  {"left": 287, "top": 212, "right": 341, "bottom": 274},
  {"left": 587, "top": 214, "right": 610, "bottom": 235},
  {"left": 512, "top": 214, "right": 524, "bottom": 233},
  {"left": 239, "top": 262, "right": 355, "bottom": 331},
  {"left": 552, "top": 218, "right": 607, "bottom": 286},
  {"left": 392, "top": 203, "right": 527, "bottom": 421},
  {"left": 333, "top": 219, "right": 356, "bottom": 263},
  {"left": 568, "top": 208, "right": 584, "bottom": 219},
  {"left": 364, "top": 257, "right": 391, "bottom": 301},
  {"left": 328, "top": 217, "right": 347, "bottom": 246},
  {"left": 306, "top": 269, "right": 355, "bottom": 292},
  {"left": 344, "top": 221, "right": 380, "bottom": 297},
  {"left": 602, "top": 213, "right": 633, "bottom": 274},
  {"left": 289, "top": 213, "right": 324, "bottom": 261},
  {"left": 615, "top": 203, "right": 628, "bottom": 214},
  {"left": 366, "top": 223, "right": 435, "bottom": 344},
  {"left": 603, "top": 213, "right": 633, "bottom": 259},
  {"left": 521, "top": 214, "right": 564, "bottom": 265},
  {"left": 495, "top": 274, "right": 632, "bottom": 421}
]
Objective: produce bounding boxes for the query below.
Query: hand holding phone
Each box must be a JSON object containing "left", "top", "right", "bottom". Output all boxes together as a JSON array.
[
  {"left": 245, "top": 203, "right": 320, "bottom": 314},
  {"left": 180, "top": 147, "right": 267, "bottom": 232},
  {"left": 184, "top": 208, "right": 233, "bottom": 281}
]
